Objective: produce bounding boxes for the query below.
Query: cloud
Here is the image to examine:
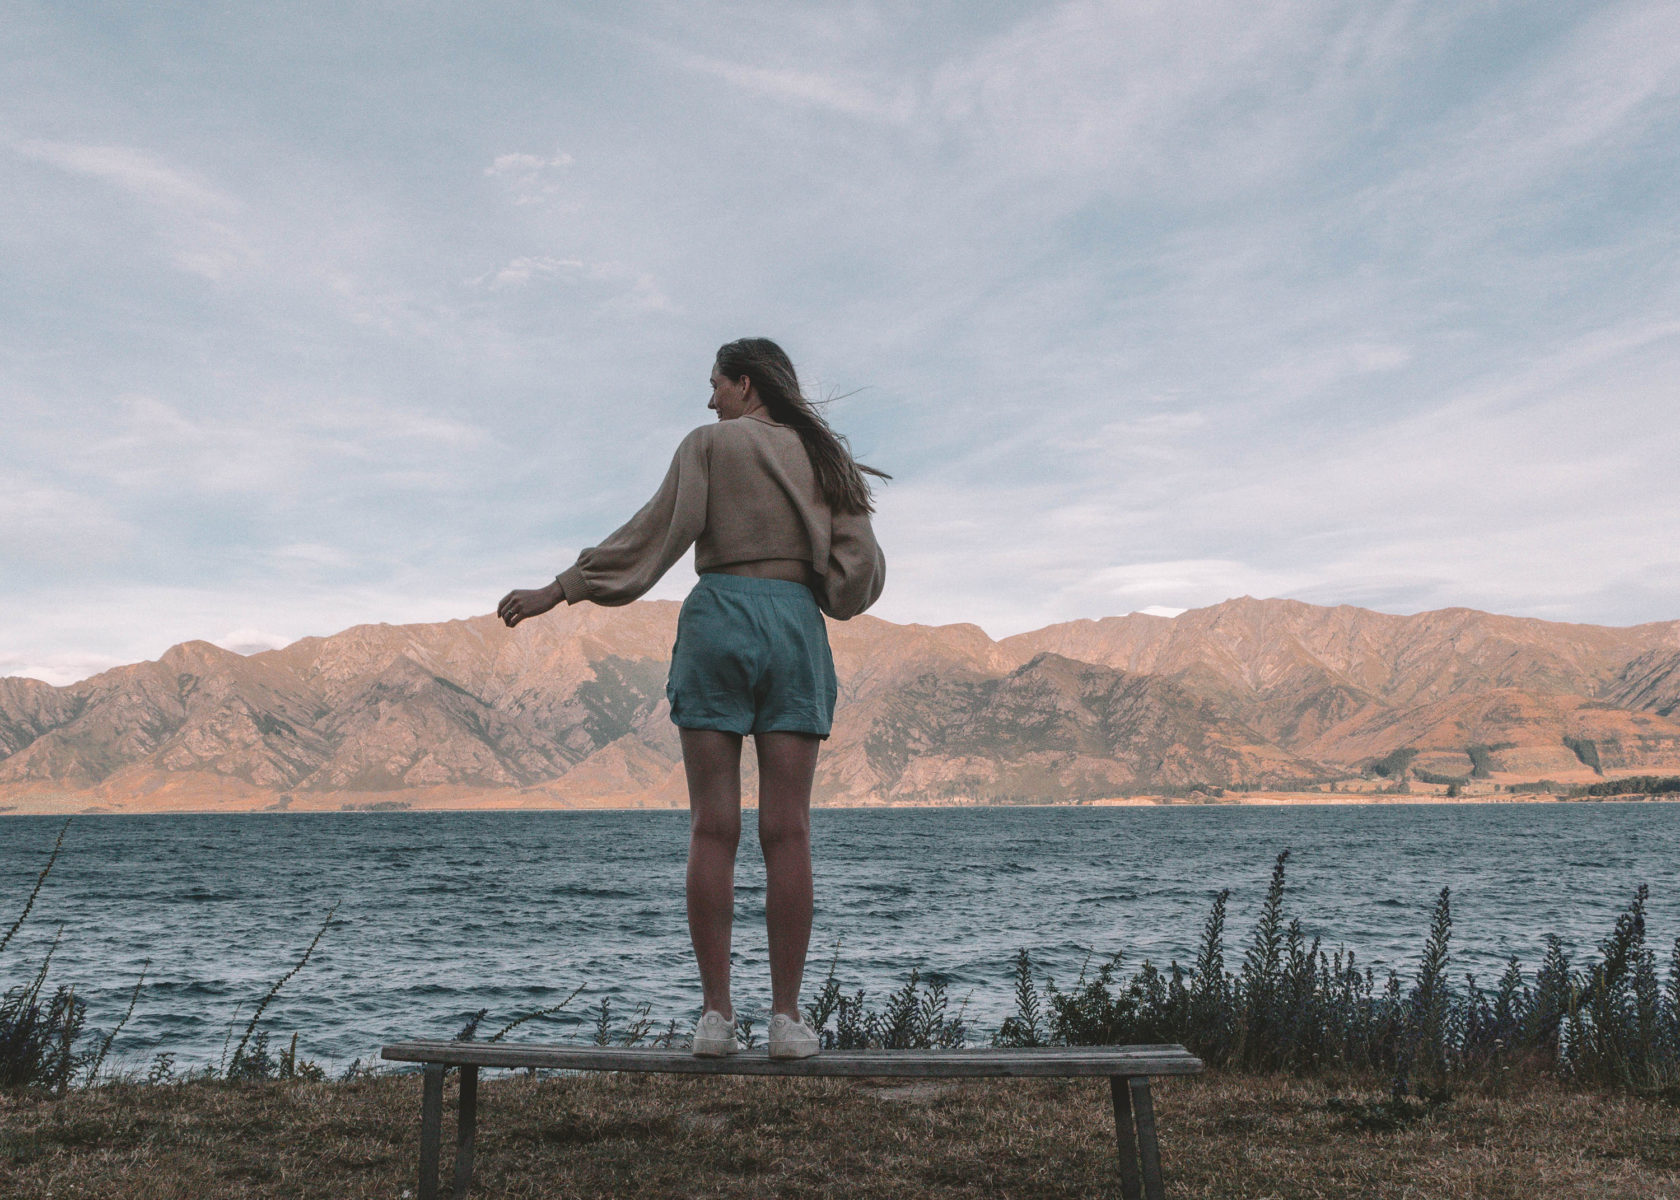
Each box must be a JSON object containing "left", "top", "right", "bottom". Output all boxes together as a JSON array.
[
  {"left": 268, "top": 543, "right": 358, "bottom": 571},
  {"left": 486, "top": 152, "right": 575, "bottom": 175},
  {"left": 214, "top": 628, "right": 293, "bottom": 655},
  {"left": 10, "top": 137, "right": 256, "bottom": 279},
  {"left": 12, "top": 138, "right": 231, "bottom": 212},
  {"left": 865, "top": 297, "right": 1680, "bottom": 638},
  {"left": 480, "top": 255, "right": 585, "bottom": 287},
  {"left": 672, "top": 52, "right": 916, "bottom": 123},
  {"left": 0, "top": 478, "right": 137, "bottom": 569},
  {"left": 1085, "top": 559, "right": 1309, "bottom": 602},
  {"left": 1048, "top": 411, "right": 1212, "bottom": 464},
  {"left": 1253, "top": 341, "right": 1413, "bottom": 396},
  {"left": 473, "top": 256, "right": 673, "bottom": 311},
  {"left": 1399, "top": 4, "right": 1680, "bottom": 204},
  {"left": 0, "top": 572, "right": 532, "bottom": 686},
  {"left": 922, "top": 0, "right": 1410, "bottom": 191},
  {"left": 49, "top": 394, "right": 498, "bottom": 497},
  {"left": 484, "top": 150, "right": 576, "bottom": 205},
  {"left": 0, "top": 651, "right": 130, "bottom": 689}
]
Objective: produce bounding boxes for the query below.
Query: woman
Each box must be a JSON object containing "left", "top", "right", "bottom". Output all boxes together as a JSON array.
[{"left": 497, "top": 338, "right": 886, "bottom": 1059}]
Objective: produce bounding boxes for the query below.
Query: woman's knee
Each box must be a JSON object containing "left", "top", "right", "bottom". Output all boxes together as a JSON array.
[
  {"left": 757, "top": 809, "right": 810, "bottom": 856},
  {"left": 691, "top": 808, "right": 741, "bottom": 847}
]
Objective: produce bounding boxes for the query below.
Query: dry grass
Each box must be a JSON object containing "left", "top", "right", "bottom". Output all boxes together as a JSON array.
[{"left": 1, "top": 1069, "right": 1677, "bottom": 1199}]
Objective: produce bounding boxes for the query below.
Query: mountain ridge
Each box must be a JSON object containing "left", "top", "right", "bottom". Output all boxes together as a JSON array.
[{"left": 4, "top": 596, "right": 1679, "bottom": 813}]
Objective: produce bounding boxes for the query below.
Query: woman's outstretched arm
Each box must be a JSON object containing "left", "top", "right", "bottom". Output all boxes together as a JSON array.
[{"left": 498, "top": 426, "right": 711, "bottom": 628}]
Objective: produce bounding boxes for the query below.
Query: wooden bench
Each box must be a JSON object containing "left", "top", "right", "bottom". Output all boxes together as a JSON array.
[{"left": 381, "top": 1040, "right": 1203, "bottom": 1200}]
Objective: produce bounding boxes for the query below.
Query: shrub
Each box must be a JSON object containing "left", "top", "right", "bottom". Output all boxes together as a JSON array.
[
  {"left": 971, "top": 860, "right": 1678, "bottom": 1094},
  {"left": 0, "top": 932, "right": 87, "bottom": 1093},
  {"left": 2, "top": 821, "right": 98, "bottom": 1093},
  {"left": 1563, "top": 736, "right": 1602, "bottom": 773},
  {"left": 1583, "top": 775, "right": 1680, "bottom": 797},
  {"left": 1367, "top": 748, "right": 1418, "bottom": 779}
]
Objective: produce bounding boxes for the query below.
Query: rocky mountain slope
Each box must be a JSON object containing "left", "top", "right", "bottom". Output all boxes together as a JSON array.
[
  {"left": 3, "top": 597, "right": 1679, "bottom": 811},
  {"left": 999, "top": 598, "right": 1680, "bottom": 781}
]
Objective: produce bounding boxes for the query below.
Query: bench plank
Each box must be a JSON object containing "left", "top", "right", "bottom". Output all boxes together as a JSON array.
[
  {"left": 418, "top": 1064, "right": 444, "bottom": 1200},
  {"left": 1110, "top": 1076, "right": 1143, "bottom": 1200},
  {"left": 1130, "top": 1076, "right": 1165, "bottom": 1200},
  {"left": 381, "top": 1040, "right": 1202, "bottom": 1078},
  {"left": 387, "top": 1040, "right": 1202, "bottom": 1199},
  {"left": 452, "top": 1065, "right": 477, "bottom": 1199}
]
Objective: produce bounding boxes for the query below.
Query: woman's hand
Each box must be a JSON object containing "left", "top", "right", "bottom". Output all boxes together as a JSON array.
[{"left": 498, "top": 580, "right": 565, "bottom": 628}]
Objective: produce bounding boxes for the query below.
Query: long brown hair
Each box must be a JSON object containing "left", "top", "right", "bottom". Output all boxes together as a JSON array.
[{"left": 714, "top": 337, "right": 889, "bottom": 515}]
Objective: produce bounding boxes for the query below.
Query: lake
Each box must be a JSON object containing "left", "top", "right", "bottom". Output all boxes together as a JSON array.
[{"left": 2, "top": 803, "right": 1675, "bottom": 1072}]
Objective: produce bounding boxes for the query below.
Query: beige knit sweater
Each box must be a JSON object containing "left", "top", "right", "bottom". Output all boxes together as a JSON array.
[{"left": 555, "top": 412, "right": 885, "bottom": 620}]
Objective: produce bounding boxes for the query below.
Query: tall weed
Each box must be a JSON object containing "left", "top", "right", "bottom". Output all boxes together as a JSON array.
[{"left": 979, "top": 854, "right": 1677, "bottom": 1093}]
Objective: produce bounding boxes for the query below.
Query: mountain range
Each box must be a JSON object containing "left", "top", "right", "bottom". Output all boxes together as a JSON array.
[{"left": 3, "top": 596, "right": 1679, "bottom": 813}]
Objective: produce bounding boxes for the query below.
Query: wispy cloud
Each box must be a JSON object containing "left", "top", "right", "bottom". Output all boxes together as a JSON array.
[
  {"left": 673, "top": 52, "right": 916, "bottom": 123},
  {"left": 0, "top": 651, "right": 130, "bottom": 690},
  {"left": 1393, "top": 3, "right": 1680, "bottom": 206},
  {"left": 10, "top": 137, "right": 256, "bottom": 279},
  {"left": 0, "top": 479, "right": 137, "bottom": 570},
  {"left": 484, "top": 150, "right": 577, "bottom": 205},
  {"left": 42, "top": 394, "right": 495, "bottom": 497},
  {"left": 924, "top": 0, "right": 1420, "bottom": 191},
  {"left": 472, "top": 256, "right": 673, "bottom": 311},
  {"left": 12, "top": 138, "right": 231, "bottom": 212},
  {"left": 486, "top": 152, "right": 575, "bottom": 174},
  {"left": 215, "top": 628, "right": 294, "bottom": 655}
]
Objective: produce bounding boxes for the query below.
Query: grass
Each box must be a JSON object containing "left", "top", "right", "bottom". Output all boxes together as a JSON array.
[{"left": 0, "top": 1067, "right": 1676, "bottom": 1198}]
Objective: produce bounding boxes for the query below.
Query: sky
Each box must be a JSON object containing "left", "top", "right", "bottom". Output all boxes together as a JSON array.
[{"left": 3, "top": 1, "right": 1679, "bottom": 685}]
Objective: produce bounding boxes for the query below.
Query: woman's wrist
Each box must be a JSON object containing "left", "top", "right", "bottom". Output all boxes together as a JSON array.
[{"left": 554, "top": 564, "right": 588, "bottom": 606}]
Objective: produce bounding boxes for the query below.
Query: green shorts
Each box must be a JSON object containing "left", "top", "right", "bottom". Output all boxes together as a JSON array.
[{"left": 667, "top": 573, "right": 838, "bottom": 738}]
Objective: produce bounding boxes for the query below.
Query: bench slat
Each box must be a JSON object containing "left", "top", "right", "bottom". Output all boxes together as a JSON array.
[{"left": 381, "top": 1040, "right": 1203, "bottom": 1078}]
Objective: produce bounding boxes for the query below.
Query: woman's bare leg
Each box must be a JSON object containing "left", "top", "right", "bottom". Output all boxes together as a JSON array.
[
  {"left": 681, "top": 729, "right": 743, "bottom": 1020},
  {"left": 754, "top": 731, "right": 820, "bottom": 1019}
]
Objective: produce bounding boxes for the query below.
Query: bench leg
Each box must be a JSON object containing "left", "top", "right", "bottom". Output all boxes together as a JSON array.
[
  {"left": 452, "top": 1064, "right": 478, "bottom": 1199},
  {"left": 1109, "top": 1076, "right": 1142, "bottom": 1200},
  {"left": 1129, "top": 1077, "right": 1164, "bottom": 1200},
  {"left": 419, "top": 1064, "right": 445, "bottom": 1200}
]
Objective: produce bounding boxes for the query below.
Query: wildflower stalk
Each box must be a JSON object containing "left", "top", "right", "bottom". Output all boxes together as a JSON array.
[
  {"left": 85, "top": 960, "right": 148, "bottom": 1086},
  {"left": 1, "top": 818, "right": 70, "bottom": 957},
  {"left": 488, "top": 982, "right": 588, "bottom": 1043},
  {"left": 228, "top": 904, "right": 337, "bottom": 1073}
]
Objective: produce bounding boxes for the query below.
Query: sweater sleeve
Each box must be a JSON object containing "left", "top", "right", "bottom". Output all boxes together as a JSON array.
[
  {"left": 555, "top": 428, "right": 710, "bottom": 607},
  {"left": 817, "top": 506, "right": 886, "bottom": 620}
]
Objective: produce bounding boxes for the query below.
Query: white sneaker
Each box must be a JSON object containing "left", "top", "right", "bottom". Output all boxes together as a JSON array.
[
  {"left": 692, "top": 1010, "right": 738, "bottom": 1057},
  {"left": 768, "top": 1012, "right": 820, "bottom": 1059}
]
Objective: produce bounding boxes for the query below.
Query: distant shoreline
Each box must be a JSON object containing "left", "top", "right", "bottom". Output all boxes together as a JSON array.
[{"left": 2, "top": 791, "right": 1675, "bottom": 816}]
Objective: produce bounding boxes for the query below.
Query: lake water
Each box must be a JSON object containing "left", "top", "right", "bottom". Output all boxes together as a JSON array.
[{"left": 2, "top": 804, "right": 1675, "bottom": 1073}]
